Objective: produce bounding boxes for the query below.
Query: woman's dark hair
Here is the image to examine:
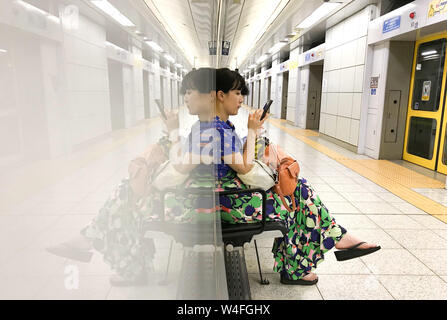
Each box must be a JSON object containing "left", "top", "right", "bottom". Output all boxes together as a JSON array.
[
  {"left": 180, "top": 68, "right": 216, "bottom": 94},
  {"left": 216, "top": 68, "right": 249, "bottom": 96}
]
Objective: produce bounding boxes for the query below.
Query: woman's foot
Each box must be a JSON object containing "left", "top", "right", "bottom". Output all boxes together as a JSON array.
[
  {"left": 302, "top": 272, "right": 318, "bottom": 282},
  {"left": 46, "top": 235, "right": 93, "bottom": 263},
  {"left": 334, "top": 232, "right": 381, "bottom": 261},
  {"left": 280, "top": 272, "right": 318, "bottom": 285},
  {"left": 109, "top": 272, "right": 148, "bottom": 287},
  {"left": 335, "top": 232, "right": 377, "bottom": 250}
]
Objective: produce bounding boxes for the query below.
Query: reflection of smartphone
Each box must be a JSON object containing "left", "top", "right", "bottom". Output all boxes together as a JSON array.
[
  {"left": 155, "top": 99, "right": 167, "bottom": 120},
  {"left": 260, "top": 100, "right": 273, "bottom": 121}
]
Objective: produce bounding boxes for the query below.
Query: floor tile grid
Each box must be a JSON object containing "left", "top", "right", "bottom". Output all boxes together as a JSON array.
[{"left": 359, "top": 224, "right": 447, "bottom": 282}]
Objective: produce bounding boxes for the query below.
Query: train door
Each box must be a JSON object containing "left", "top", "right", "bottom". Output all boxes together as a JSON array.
[
  {"left": 160, "top": 75, "right": 165, "bottom": 107},
  {"left": 143, "top": 70, "right": 150, "bottom": 118},
  {"left": 250, "top": 82, "right": 254, "bottom": 107},
  {"left": 403, "top": 33, "right": 447, "bottom": 174},
  {"left": 108, "top": 60, "right": 125, "bottom": 130},
  {"left": 267, "top": 76, "right": 272, "bottom": 101},
  {"left": 170, "top": 79, "right": 174, "bottom": 110},
  {"left": 307, "top": 64, "right": 323, "bottom": 129},
  {"left": 177, "top": 80, "right": 181, "bottom": 107},
  {"left": 281, "top": 71, "right": 289, "bottom": 119}
]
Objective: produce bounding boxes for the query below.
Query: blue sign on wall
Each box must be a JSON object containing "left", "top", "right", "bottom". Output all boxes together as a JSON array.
[{"left": 382, "top": 16, "right": 401, "bottom": 33}]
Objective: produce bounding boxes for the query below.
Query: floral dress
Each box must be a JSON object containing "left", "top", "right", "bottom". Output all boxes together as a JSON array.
[{"left": 212, "top": 116, "right": 347, "bottom": 280}]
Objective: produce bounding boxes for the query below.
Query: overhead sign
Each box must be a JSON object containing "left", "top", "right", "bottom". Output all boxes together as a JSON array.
[
  {"left": 382, "top": 16, "right": 401, "bottom": 33},
  {"left": 208, "top": 41, "right": 216, "bottom": 55},
  {"left": 289, "top": 61, "right": 299, "bottom": 70},
  {"left": 279, "top": 61, "right": 288, "bottom": 72},
  {"left": 428, "top": 0, "right": 447, "bottom": 18},
  {"left": 222, "top": 41, "right": 230, "bottom": 55}
]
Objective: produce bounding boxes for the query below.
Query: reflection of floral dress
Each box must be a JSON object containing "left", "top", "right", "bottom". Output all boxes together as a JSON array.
[
  {"left": 80, "top": 135, "right": 218, "bottom": 280},
  {"left": 80, "top": 137, "right": 172, "bottom": 280},
  {"left": 213, "top": 116, "right": 347, "bottom": 280}
]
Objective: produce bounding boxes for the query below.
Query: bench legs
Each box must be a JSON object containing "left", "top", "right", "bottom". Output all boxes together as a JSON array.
[
  {"left": 224, "top": 247, "right": 251, "bottom": 300},
  {"left": 159, "top": 240, "right": 174, "bottom": 286},
  {"left": 157, "top": 238, "right": 271, "bottom": 298},
  {"left": 254, "top": 240, "right": 270, "bottom": 285}
]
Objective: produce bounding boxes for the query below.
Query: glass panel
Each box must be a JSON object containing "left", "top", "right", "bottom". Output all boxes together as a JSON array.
[
  {"left": 407, "top": 117, "right": 437, "bottom": 160},
  {"left": 411, "top": 39, "right": 447, "bottom": 111}
]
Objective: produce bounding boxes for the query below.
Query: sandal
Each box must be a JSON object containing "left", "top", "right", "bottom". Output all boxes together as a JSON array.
[
  {"left": 280, "top": 272, "right": 318, "bottom": 286},
  {"left": 46, "top": 243, "right": 93, "bottom": 263},
  {"left": 109, "top": 273, "right": 148, "bottom": 287},
  {"left": 334, "top": 242, "right": 381, "bottom": 261}
]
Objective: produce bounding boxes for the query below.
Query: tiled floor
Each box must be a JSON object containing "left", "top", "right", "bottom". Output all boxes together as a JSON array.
[{"left": 1, "top": 106, "right": 447, "bottom": 299}]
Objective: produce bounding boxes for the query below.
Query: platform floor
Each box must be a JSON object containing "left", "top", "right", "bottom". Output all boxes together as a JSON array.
[{"left": 1, "top": 105, "right": 447, "bottom": 300}]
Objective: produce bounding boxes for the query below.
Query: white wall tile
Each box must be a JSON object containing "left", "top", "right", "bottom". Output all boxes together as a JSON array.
[
  {"left": 324, "top": 49, "right": 332, "bottom": 71},
  {"left": 350, "top": 119, "right": 360, "bottom": 146},
  {"left": 338, "top": 93, "right": 353, "bottom": 117},
  {"left": 286, "top": 106, "right": 295, "bottom": 122},
  {"left": 320, "top": 113, "right": 326, "bottom": 134},
  {"left": 352, "top": 93, "right": 362, "bottom": 119},
  {"left": 326, "top": 93, "right": 339, "bottom": 115},
  {"left": 342, "top": 41, "right": 357, "bottom": 69},
  {"left": 340, "top": 67, "right": 355, "bottom": 92},
  {"left": 354, "top": 65, "right": 365, "bottom": 92},
  {"left": 289, "top": 76, "right": 297, "bottom": 92},
  {"left": 333, "top": 22, "right": 344, "bottom": 47},
  {"left": 328, "top": 70, "right": 341, "bottom": 92},
  {"left": 321, "top": 92, "right": 328, "bottom": 114},
  {"left": 332, "top": 46, "right": 343, "bottom": 69},
  {"left": 322, "top": 73, "right": 328, "bottom": 93},
  {"left": 357, "top": 9, "right": 370, "bottom": 38},
  {"left": 336, "top": 116, "right": 351, "bottom": 142},
  {"left": 356, "top": 37, "right": 367, "bottom": 66},
  {"left": 288, "top": 93, "right": 296, "bottom": 108},
  {"left": 325, "top": 114, "right": 337, "bottom": 137}
]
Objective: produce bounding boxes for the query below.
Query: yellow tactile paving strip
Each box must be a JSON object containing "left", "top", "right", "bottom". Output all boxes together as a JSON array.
[
  {"left": 268, "top": 118, "right": 350, "bottom": 161},
  {"left": 266, "top": 116, "right": 447, "bottom": 223},
  {"left": 343, "top": 159, "right": 445, "bottom": 189}
]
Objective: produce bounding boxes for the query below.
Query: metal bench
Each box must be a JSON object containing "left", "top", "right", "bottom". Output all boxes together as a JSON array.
[{"left": 143, "top": 187, "right": 287, "bottom": 300}]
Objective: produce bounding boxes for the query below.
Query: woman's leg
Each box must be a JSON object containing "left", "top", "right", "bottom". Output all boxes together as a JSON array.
[
  {"left": 272, "top": 177, "right": 378, "bottom": 281},
  {"left": 80, "top": 179, "right": 159, "bottom": 281}
]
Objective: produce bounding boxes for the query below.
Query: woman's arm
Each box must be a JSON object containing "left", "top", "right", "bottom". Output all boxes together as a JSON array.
[{"left": 224, "top": 109, "right": 267, "bottom": 174}]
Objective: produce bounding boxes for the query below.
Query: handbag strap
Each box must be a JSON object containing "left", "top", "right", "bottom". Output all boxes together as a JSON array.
[
  {"left": 279, "top": 193, "right": 296, "bottom": 213},
  {"left": 276, "top": 183, "right": 297, "bottom": 213}
]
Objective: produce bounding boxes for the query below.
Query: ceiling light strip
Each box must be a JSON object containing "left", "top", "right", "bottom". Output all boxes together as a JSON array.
[
  {"left": 296, "top": 2, "right": 341, "bottom": 29},
  {"left": 91, "top": 0, "right": 135, "bottom": 27}
]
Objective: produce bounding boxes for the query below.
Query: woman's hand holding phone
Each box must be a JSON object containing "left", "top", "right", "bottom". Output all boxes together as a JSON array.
[
  {"left": 248, "top": 109, "right": 268, "bottom": 132},
  {"left": 163, "top": 110, "right": 179, "bottom": 133}
]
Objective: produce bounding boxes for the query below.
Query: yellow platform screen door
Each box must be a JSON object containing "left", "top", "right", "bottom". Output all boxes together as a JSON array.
[{"left": 403, "top": 34, "right": 447, "bottom": 172}]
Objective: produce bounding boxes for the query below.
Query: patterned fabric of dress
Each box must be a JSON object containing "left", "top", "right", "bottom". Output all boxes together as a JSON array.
[{"left": 213, "top": 116, "right": 348, "bottom": 280}]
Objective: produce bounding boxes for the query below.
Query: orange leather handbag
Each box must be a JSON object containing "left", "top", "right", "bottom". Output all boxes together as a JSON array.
[{"left": 263, "top": 143, "right": 300, "bottom": 212}]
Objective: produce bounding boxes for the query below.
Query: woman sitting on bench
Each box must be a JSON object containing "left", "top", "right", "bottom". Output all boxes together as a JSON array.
[{"left": 211, "top": 68, "right": 380, "bottom": 285}]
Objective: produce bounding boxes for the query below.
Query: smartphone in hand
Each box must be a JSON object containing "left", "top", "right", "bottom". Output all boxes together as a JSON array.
[
  {"left": 155, "top": 99, "right": 168, "bottom": 120},
  {"left": 260, "top": 100, "right": 273, "bottom": 121}
]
